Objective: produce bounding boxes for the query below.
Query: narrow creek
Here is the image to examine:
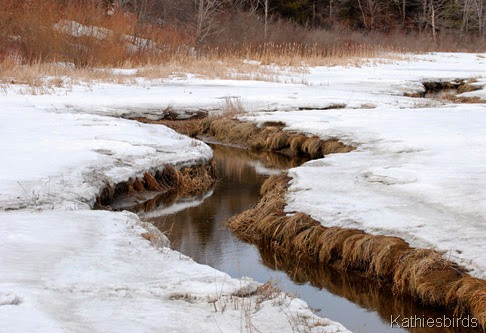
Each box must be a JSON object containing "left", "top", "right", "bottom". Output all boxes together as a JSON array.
[{"left": 124, "top": 143, "right": 474, "bottom": 333}]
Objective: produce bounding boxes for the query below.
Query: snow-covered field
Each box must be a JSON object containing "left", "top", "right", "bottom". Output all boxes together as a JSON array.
[
  {"left": 1, "top": 51, "right": 486, "bottom": 331},
  {"left": 244, "top": 105, "right": 486, "bottom": 279}
]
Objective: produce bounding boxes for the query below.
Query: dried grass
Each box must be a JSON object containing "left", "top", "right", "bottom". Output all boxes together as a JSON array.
[
  {"left": 446, "top": 277, "right": 486, "bottom": 327},
  {"left": 393, "top": 249, "right": 466, "bottom": 305},
  {"left": 301, "top": 136, "right": 323, "bottom": 159},
  {"left": 0, "top": 0, "right": 415, "bottom": 89},
  {"left": 441, "top": 95, "right": 486, "bottom": 104},
  {"left": 227, "top": 173, "right": 486, "bottom": 329},
  {"left": 191, "top": 118, "right": 355, "bottom": 158},
  {"left": 94, "top": 162, "right": 215, "bottom": 210},
  {"left": 317, "top": 227, "right": 365, "bottom": 264}
]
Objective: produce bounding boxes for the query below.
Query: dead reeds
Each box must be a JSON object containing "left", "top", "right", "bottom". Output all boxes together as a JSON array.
[
  {"left": 227, "top": 174, "right": 486, "bottom": 329},
  {"left": 197, "top": 118, "right": 355, "bottom": 158},
  {"left": 140, "top": 116, "right": 355, "bottom": 159}
]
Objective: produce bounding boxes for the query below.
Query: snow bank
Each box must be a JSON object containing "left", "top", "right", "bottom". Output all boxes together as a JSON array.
[
  {"left": 243, "top": 103, "right": 486, "bottom": 279},
  {"left": 0, "top": 105, "right": 211, "bottom": 211},
  {"left": 0, "top": 209, "right": 348, "bottom": 333}
]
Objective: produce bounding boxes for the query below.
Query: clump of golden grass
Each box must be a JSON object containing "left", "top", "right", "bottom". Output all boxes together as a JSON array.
[
  {"left": 317, "top": 228, "right": 365, "bottom": 265},
  {"left": 94, "top": 163, "right": 215, "bottom": 210},
  {"left": 441, "top": 95, "right": 486, "bottom": 104},
  {"left": 446, "top": 277, "right": 486, "bottom": 325},
  {"left": 393, "top": 249, "right": 466, "bottom": 305},
  {"left": 148, "top": 115, "right": 355, "bottom": 159},
  {"left": 178, "top": 162, "right": 216, "bottom": 196},
  {"left": 195, "top": 118, "right": 355, "bottom": 158},
  {"left": 227, "top": 174, "right": 486, "bottom": 329}
]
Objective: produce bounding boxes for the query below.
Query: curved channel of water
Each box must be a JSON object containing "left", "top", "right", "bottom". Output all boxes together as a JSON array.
[{"left": 132, "top": 144, "right": 475, "bottom": 333}]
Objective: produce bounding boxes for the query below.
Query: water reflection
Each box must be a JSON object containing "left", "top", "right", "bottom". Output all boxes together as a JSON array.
[
  {"left": 137, "top": 143, "right": 479, "bottom": 333},
  {"left": 258, "top": 246, "right": 477, "bottom": 333}
]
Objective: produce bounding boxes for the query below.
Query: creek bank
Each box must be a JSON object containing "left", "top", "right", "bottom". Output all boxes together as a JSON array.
[
  {"left": 145, "top": 115, "right": 486, "bottom": 331},
  {"left": 136, "top": 116, "right": 356, "bottom": 159},
  {"left": 405, "top": 79, "right": 485, "bottom": 103},
  {"left": 228, "top": 174, "right": 486, "bottom": 330},
  {"left": 95, "top": 163, "right": 215, "bottom": 212},
  {"left": 144, "top": 142, "right": 482, "bottom": 333}
]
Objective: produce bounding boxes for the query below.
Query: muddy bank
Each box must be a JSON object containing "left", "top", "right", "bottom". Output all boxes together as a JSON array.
[{"left": 228, "top": 174, "right": 486, "bottom": 330}]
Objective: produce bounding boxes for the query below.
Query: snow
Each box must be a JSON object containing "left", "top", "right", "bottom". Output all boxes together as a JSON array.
[
  {"left": 0, "top": 81, "right": 348, "bottom": 331},
  {"left": 19, "top": 52, "right": 481, "bottom": 119},
  {"left": 53, "top": 20, "right": 157, "bottom": 52},
  {"left": 0, "top": 105, "right": 212, "bottom": 210},
  {"left": 0, "top": 209, "right": 347, "bottom": 333},
  {"left": 1, "top": 50, "right": 486, "bottom": 332},
  {"left": 243, "top": 105, "right": 486, "bottom": 278}
]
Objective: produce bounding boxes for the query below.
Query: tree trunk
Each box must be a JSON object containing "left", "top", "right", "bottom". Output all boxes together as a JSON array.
[
  {"left": 431, "top": 2, "right": 436, "bottom": 42},
  {"left": 264, "top": 0, "right": 269, "bottom": 40},
  {"left": 402, "top": 0, "right": 406, "bottom": 26}
]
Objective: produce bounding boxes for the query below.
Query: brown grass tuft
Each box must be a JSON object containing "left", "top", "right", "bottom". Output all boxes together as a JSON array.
[
  {"left": 132, "top": 177, "right": 145, "bottom": 191},
  {"left": 94, "top": 162, "right": 215, "bottom": 211},
  {"left": 446, "top": 277, "right": 486, "bottom": 327},
  {"left": 226, "top": 172, "right": 486, "bottom": 328},
  {"left": 393, "top": 249, "right": 466, "bottom": 305},
  {"left": 301, "top": 136, "right": 323, "bottom": 159},
  {"left": 322, "top": 140, "right": 356, "bottom": 154},
  {"left": 289, "top": 135, "right": 308, "bottom": 155},
  {"left": 260, "top": 174, "right": 291, "bottom": 196},
  {"left": 267, "top": 131, "right": 291, "bottom": 151},
  {"left": 317, "top": 227, "right": 365, "bottom": 264},
  {"left": 155, "top": 165, "right": 183, "bottom": 189},
  {"left": 143, "top": 172, "right": 163, "bottom": 191}
]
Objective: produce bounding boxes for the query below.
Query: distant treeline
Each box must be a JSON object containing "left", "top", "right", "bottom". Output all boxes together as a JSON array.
[
  {"left": 101, "top": 0, "right": 486, "bottom": 41},
  {"left": 1, "top": 0, "right": 485, "bottom": 67}
]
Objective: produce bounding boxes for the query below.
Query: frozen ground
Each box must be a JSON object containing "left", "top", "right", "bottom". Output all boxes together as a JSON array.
[
  {"left": 1, "top": 210, "right": 345, "bottom": 333},
  {"left": 1, "top": 51, "right": 485, "bottom": 331},
  {"left": 0, "top": 96, "right": 348, "bottom": 331},
  {"left": 3, "top": 52, "right": 485, "bottom": 119}
]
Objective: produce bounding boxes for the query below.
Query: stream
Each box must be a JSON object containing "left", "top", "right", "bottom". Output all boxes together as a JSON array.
[{"left": 130, "top": 143, "right": 474, "bottom": 333}]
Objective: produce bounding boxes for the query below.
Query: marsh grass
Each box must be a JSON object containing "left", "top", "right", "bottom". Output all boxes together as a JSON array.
[
  {"left": 227, "top": 174, "right": 486, "bottom": 329},
  {"left": 94, "top": 163, "right": 215, "bottom": 210}
]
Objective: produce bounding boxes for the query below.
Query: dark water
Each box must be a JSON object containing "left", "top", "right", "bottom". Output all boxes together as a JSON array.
[
  {"left": 137, "top": 144, "right": 477, "bottom": 333},
  {"left": 424, "top": 88, "right": 458, "bottom": 99}
]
